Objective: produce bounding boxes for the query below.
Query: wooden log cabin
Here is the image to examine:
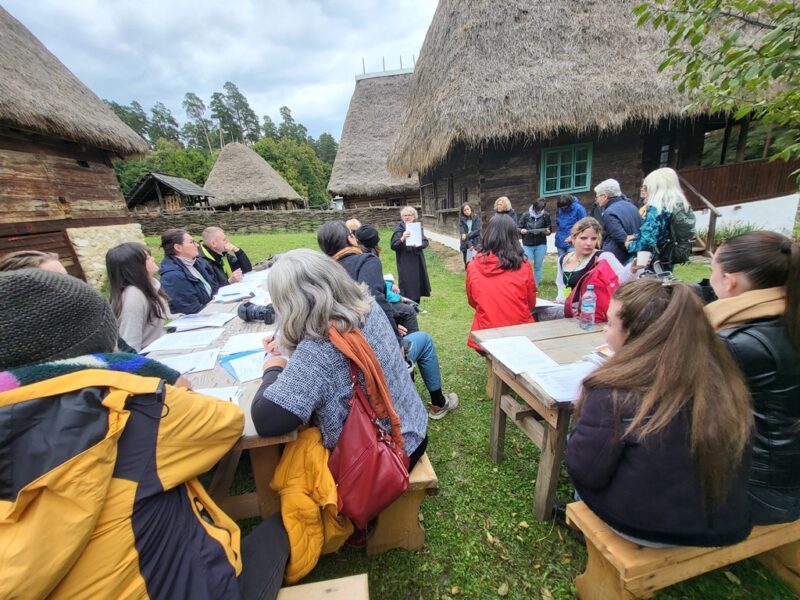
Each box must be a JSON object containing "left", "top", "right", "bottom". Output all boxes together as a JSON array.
[
  {"left": 127, "top": 173, "right": 214, "bottom": 213},
  {"left": 387, "top": 0, "right": 799, "bottom": 238},
  {"left": 328, "top": 70, "right": 420, "bottom": 209},
  {"left": 0, "top": 7, "right": 148, "bottom": 280}
]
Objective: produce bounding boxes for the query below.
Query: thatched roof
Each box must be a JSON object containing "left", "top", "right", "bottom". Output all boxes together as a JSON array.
[
  {"left": 328, "top": 72, "right": 419, "bottom": 197},
  {"left": 126, "top": 173, "right": 214, "bottom": 207},
  {"left": 0, "top": 7, "right": 148, "bottom": 156},
  {"left": 203, "top": 142, "right": 304, "bottom": 207},
  {"left": 388, "top": 0, "right": 692, "bottom": 175}
]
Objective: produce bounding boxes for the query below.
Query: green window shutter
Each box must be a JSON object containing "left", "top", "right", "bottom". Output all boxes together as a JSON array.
[{"left": 539, "top": 143, "right": 593, "bottom": 195}]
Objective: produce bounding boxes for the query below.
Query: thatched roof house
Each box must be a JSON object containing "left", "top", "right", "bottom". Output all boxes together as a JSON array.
[
  {"left": 385, "top": 0, "right": 792, "bottom": 234},
  {"left": 204, "top": 142, "right": 306, "bottom": 210},
  {"left": 328, "top": 71, "right": 419, "bottom": 209},
  {"left": 0, "top": 7, "right": 147, "bottom": 286},
  {"left": 127, "top": 173, "right": 214, "bottom": 211}
]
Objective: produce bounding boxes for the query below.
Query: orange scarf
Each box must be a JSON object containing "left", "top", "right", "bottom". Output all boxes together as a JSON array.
[
  {"left": 705, "top": 286, "right": 785, "bottom": 331},
  {"left": 328, "top": 325, "right": 405, "bottom": 450},
  {"left": 331, "top": 247, "right": 362, "bottom": 262}
]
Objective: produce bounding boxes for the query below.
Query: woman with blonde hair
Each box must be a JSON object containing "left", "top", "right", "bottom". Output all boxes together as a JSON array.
[
  {"left": 390, "top": 206, "right": 431, "bottom": 303},
  {"left": 493, "top": 196, "right": 517, "bottom": 225},
  {"left": 567, "top": 278, "right": 753, "bottom": 547},
  {"left": 706, "top": 231, "right": 800, "bottom": 524}
]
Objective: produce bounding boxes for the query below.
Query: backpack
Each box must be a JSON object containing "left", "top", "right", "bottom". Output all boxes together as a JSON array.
[
  {"left": 563, "top": 256, "right": 620, "bottom": 323},
  {"left": 658, "top": 205, "right": 696, "bottom": 265}
]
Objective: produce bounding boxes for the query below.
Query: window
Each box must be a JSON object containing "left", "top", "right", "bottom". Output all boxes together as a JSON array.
[{"left": 539, "top": 143, "right": 592, "bottom": 195}]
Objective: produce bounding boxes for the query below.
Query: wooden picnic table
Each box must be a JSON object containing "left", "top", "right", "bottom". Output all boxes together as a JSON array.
[
  {"left": 149, "top": 286, "right": 296, "bottom": 520},
  {"left": 470, "top": 319, "right": 605, "bottom": 521}
]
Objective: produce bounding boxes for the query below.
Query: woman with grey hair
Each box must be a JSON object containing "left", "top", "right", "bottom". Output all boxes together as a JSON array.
[
  {"left": 390, "top": 206, "right": 431, "bottom": 304},
  {"left": 251, "top": 249, "right": 429, "bottom": 469}
]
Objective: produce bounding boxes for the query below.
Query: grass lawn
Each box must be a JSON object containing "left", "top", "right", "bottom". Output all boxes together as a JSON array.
[{"left": 146, "top": 232, "right": 794, "bottom": 599}]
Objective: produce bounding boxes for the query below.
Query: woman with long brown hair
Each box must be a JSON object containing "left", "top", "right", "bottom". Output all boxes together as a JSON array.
[
  {"left": 706, "top": 231, "right": 800, "bottom": 524},
  {"left": 567, "top": 278, "right": 753, "bottom": 547}
]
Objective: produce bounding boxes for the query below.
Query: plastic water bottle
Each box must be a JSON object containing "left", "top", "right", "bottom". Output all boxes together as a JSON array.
[{"left": 579, "top": 285, "right": 597, "bottom": 330}]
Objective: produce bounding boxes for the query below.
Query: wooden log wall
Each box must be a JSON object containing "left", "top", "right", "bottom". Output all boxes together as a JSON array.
[{"left": 342, "top": 191, "right": 419, "bottom": 210}]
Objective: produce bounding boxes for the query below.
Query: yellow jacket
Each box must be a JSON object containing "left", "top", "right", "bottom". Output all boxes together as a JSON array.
[
  {"left": 271, "top": 427, "right": 353, "bottom": 583},
  {"left": 0, "top": 370, "right": 244, "bottom": 599}
]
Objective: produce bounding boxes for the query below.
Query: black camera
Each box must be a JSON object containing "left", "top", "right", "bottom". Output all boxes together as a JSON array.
[{"left": 237, "top": 301, "right": 276, "bottom": 324}]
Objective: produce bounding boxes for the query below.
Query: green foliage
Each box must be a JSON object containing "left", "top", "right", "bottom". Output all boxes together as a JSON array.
[
  {"left": 701, "top": 121, "right": 794, "bottom": 165},
  {"left": 697, "top": 220, "right": 763, "bottom": 245},
  {"left": 635, "top": 0, "right": 800, "bottom": 170},
  {"left": 210, "top": 91, "right": 242, "bottom": 145},
  {"left": 223, "top": 81, "right": 261, "bottom": 143},
  {"left": 182, "top": 92, "right": 214, "bottom": 152},
  {"left": 262, "top": 115, "right": 278, "bottom": 140},
  {"left": 114, "top": 139, "right": 215, "bottom": 196},
  {"left": 278, "top": 106, "right": 308, "bottom": 144},
  {"left": 251, "top": 137, "right": 331, "bottom": 208},
  {"left": 105, "top": 99, "right": 150, "bottom": 142},
  {"left": 147, "top": 102, "right": 181, "bottom": 145},
  {"left": 312, "top": 132, "right": 338, "bottom": 164}
]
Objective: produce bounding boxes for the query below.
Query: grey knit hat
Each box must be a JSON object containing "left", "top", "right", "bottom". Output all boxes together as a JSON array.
[{"left": 0, "top": 269, "right": 118, "bottom": 369}]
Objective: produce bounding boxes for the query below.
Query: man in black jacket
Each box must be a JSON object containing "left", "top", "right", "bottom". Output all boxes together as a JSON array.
[
  {"left": 200, "top": 226, "right": 253, "bottom": 288},
  {"left": 594, "top": 179, "right": 641, "bottom": 263}
]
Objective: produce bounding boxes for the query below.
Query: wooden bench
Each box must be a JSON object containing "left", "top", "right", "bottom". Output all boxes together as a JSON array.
[
  {"left": 366, "top": 452, "right": 439, "bottom": 555},
  {"left": 277, "top": 574, "right": 368, "bottom": 599},
  {"left": 566, "top": 501, "right": 800, "bottom": 599}
]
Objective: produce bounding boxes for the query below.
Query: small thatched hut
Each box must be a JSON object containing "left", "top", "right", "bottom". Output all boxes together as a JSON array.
[
  {"left": 0, "top": 6, "right": 148, "bottom": 285},
  {"left": 388, "top": 0, "right": 798, "bottom": 233},
  {"left": 204, "top": 142, "right": 306, "bottom": 210},
  {"left": 127, "top": 173, "right": 214, "bottom": 212},
  {"left": 328, "top": 70, "right": 419, "bottom": 209}
]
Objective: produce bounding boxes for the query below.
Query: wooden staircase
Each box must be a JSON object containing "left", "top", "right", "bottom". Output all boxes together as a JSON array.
[{"left": 678, "top": 175, "right": 721, "bottom": 258}]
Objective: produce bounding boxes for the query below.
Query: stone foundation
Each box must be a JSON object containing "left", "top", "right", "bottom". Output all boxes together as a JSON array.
[{"left": 66, "top": 223, "right": 145, "bottom": 289}]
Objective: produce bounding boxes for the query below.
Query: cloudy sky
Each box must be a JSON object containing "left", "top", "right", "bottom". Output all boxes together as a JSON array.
[{"left": 4, "top": 0, "right": 438, "bottom": 140}]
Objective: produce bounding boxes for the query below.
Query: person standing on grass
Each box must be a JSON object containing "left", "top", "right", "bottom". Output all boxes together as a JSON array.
[
  {"left": 594, "top": 179, "right": 641, "bottom": 264},
  {"left": 467, "top": 215, "right": 536, "bottom": 352},
  {"left": 554, "top": 194, "right": 586, "bottom": 258},
  {"left": 518, "top": 197, "right": 551, "bottom": 286},
  {"left": 458, "top": 202, "right": 481, "bottom": 266},
  {"left": 390, "top": 206, "right": 431, "bottom": 304}
]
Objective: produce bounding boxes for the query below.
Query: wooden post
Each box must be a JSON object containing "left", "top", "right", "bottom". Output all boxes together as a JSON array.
[
  {"left": 720, "top": 119, "right": 733, "bottom": 164},
  {"left": 735, "top": 117, "right": 750, "bottom": 163},
  {"left": 154, "top": 181, "right": 165, "bottom": 213},
  {"left": 488, "top": 366, "right": 508, "bottom": 463},
  {"left": 707, "top": 211, "right": 717, "bottom": 254}
]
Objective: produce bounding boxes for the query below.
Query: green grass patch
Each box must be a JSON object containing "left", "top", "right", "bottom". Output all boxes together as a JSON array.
[{"left": 173, "top": 231, "right": 790, "bottom": 599}]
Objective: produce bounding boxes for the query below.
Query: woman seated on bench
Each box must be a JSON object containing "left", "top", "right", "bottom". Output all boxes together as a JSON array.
[
  {"left": 567, "top": 278, "right": 753, "bottom": 547},
  {"left": 251, "top": 249, "right": 429, "bottom": 470},
  {"left": 706, "top": 232, "right": 800, "bottom": 525}
]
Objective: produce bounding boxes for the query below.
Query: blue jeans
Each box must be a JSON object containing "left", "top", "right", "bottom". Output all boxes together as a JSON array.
[
  {"left": 523, "top": 244, "right": 547, "bottom": 286},
  {"left": 404, "top": 331, "right": 441, "bottom": 393},
  {"left": 557, "top": 246, "right": 572, "bottom": 257}
]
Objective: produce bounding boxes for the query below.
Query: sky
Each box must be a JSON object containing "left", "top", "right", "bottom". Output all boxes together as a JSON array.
[{"left": 4, "top": 0, "right": 438, "bottom": 140}]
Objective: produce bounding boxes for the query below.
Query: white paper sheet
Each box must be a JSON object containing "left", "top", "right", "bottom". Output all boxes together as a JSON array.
[
  {"left": 221, "top": 331, "right": 274, "bottom": 355},
  {"left": 249, "top": 291, "right": 272, "bottom": 306},
  {"left": 157, "top": 349, "right": 220, "bottom": 374},
  {"left": 226, "top": 351, "right": 265, "bottom": 382},
  {"left": 213, "top": 281, "right": 262, "bottom": 301},
  {"left": 195, "top": 386, "right": 243, "bottom": 404},
  {"left": 141, "top": 329, "right": 223, "bottom": 354},
  {"left": 480, "top": 336, "right": 558, "bottom": 374},
  {"left": 525, "top": 360, "right": 598, "bottom": 403},
  {"left": 535, "top": 298, "right": 559, "bottom": 308},
  {"left": 405, "top": 222, "right": 422, "bottom": 247},
  {"left": 168, "top": 313, "right": 235, "bottom": 332},
  {"left": 242, "top": 269, "right": 270, "bottom": 284}
]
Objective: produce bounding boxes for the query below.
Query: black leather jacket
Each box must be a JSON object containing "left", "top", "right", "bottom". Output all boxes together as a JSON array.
[{"left": 720, "top": 317, "right": 800, "bottom": 489}]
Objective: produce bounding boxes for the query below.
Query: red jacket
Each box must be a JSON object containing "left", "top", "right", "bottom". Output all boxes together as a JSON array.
[{"left": 466, "top": 252, "right": 536, "bottom": 350}]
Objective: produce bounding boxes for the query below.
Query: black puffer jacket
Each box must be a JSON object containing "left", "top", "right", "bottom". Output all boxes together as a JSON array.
[
  {"left": 720, "top": 317, "right": 800, "bottom": 489},
  {"left": 517, "top": 209, "right": 551, "bottom": 247}
]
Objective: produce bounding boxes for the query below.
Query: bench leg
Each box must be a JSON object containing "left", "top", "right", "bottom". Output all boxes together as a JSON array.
[
  {"left": 576, "top": 539, "right": 638, "bottom": 600},
  {"left": 366, "top": 489, "right": 427, "bottom": 556},
  {"left": 757, "top": 540, "right": 800, "bottom": 596}
]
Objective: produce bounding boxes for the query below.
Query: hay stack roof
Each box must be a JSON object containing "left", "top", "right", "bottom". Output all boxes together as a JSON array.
[
  {"left": 204, "top": 142, "right": 304, "bottom": 207},
  {"left": 126, "top": 173, "right": 213, "bottom": 207},
  {"left": 0, "top": 7, "right": 148, "bottom": 156},
  {"left": 388, "top": 0, "right": 691, "bottom": 174},
  {"left": 328, "top": 72, "right": 418, "bottom": 197}
]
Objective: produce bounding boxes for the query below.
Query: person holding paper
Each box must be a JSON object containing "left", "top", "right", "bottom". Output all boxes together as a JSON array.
[
  {"left": 159, "top": 228, "right": 220, "bottom": 315},
  {"left": 106, "top": 242, "right": 172, "bottom": 352},
  {"left": 566, "top": 278, "right": 753, "bottom": 547},
  {"left": 200, "top": 226, "right": 253, "bottom": 287},
  {"left": 390, "top": 206, "right": 431, "bottom": 304}
]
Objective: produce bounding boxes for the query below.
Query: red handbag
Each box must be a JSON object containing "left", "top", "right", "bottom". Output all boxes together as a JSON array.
[{"left": 328, "top": 361, "right": 410, "bottom": 530}]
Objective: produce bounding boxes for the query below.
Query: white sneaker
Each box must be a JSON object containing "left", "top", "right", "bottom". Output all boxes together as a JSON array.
[{"left": 429, "top": 393, "right": 459, "bottom": 420}]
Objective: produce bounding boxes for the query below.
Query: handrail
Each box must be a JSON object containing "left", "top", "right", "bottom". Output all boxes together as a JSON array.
[{"left": 677, "top": 174, "right": 723, "bottom": 217}]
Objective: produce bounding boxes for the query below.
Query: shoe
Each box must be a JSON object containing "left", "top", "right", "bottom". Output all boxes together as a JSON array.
[{"left": 429, "top": 393, "right": 459, "bottom": 420}]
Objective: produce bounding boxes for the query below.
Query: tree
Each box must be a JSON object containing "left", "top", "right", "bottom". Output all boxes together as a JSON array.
[
  {"left": 105, "top": 100, "right": 150, "bottom": 142},
  {"left": 148, "top": 102, "right": 181, "bottom": 144},
  {"left": 278, "top": 106, "right": 308, "bottom": 144},
  {"left": 223, "top": 82, "right": 261, "bottom": 143},
  {"left": 252, "top": 136, "right": 331, "bottom": 209},
  {"left": 262, "top": 115, "right": 278, "bottom": 139},
  {"left": 314, "top": 132, "right": 339, "bottom": 164},
  {"left": 182, "top": 92, "right": 213, "bottom": 152},
  {"left": 635, "top": 0, "right": 800, "bottom": 167},
  {"left": 210, "top": 92, "right": 242, "bottom": 145}
]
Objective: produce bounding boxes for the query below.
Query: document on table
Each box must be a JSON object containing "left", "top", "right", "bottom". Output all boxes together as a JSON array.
[
  {"left": 221, "top": 331, "right": 274, "bottom": 355},
  {"left": 213, "top": 281, "right": 262, "bottom": 302},
  {"left": 480, "top": 336, "right": 558, "bottom": 374},
  {"left": 525, "top": 360, "right": 598, "bottom": 403},
  {"left": 168, "top": 312, "right": 235, "bottom": 332},
  {"left": 141, "top": 329, "right": 223, "bottom": 354},
  {"left": 220, "top": 350, "right": 265, "bottom": 382},
  {"left": 242, "top": 269, "right": 269, "bottom": 284},
  {"left": 195, "top": 386, "right": 243, "bottom": 405},
  {"left": 535, "top": 298, "right": 559, "bottom": 308},
  {"left": 157, "top": 349, "right": 219, "bottom": 374},
  {"left": 405, "top": 222, "right": 423, "bottom": 247}
]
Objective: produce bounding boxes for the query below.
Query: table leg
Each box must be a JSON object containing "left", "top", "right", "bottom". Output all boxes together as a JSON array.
[
  {"left": 250, "top": 445, "right": 282, "bottom": 518},
  {"left": 532, "top": 407, "right": 570, "bottom": 520},
  {"left": 208, "top": 449, "right": 242, "bottom": 499},
  {"left": 489, "top": 365, "right": 509, "bottom": 463}
]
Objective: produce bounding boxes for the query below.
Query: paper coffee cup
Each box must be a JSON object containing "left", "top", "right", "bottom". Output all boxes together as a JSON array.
[{"left": 637, "top": 251, "right": 652, "bottom": 266}]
